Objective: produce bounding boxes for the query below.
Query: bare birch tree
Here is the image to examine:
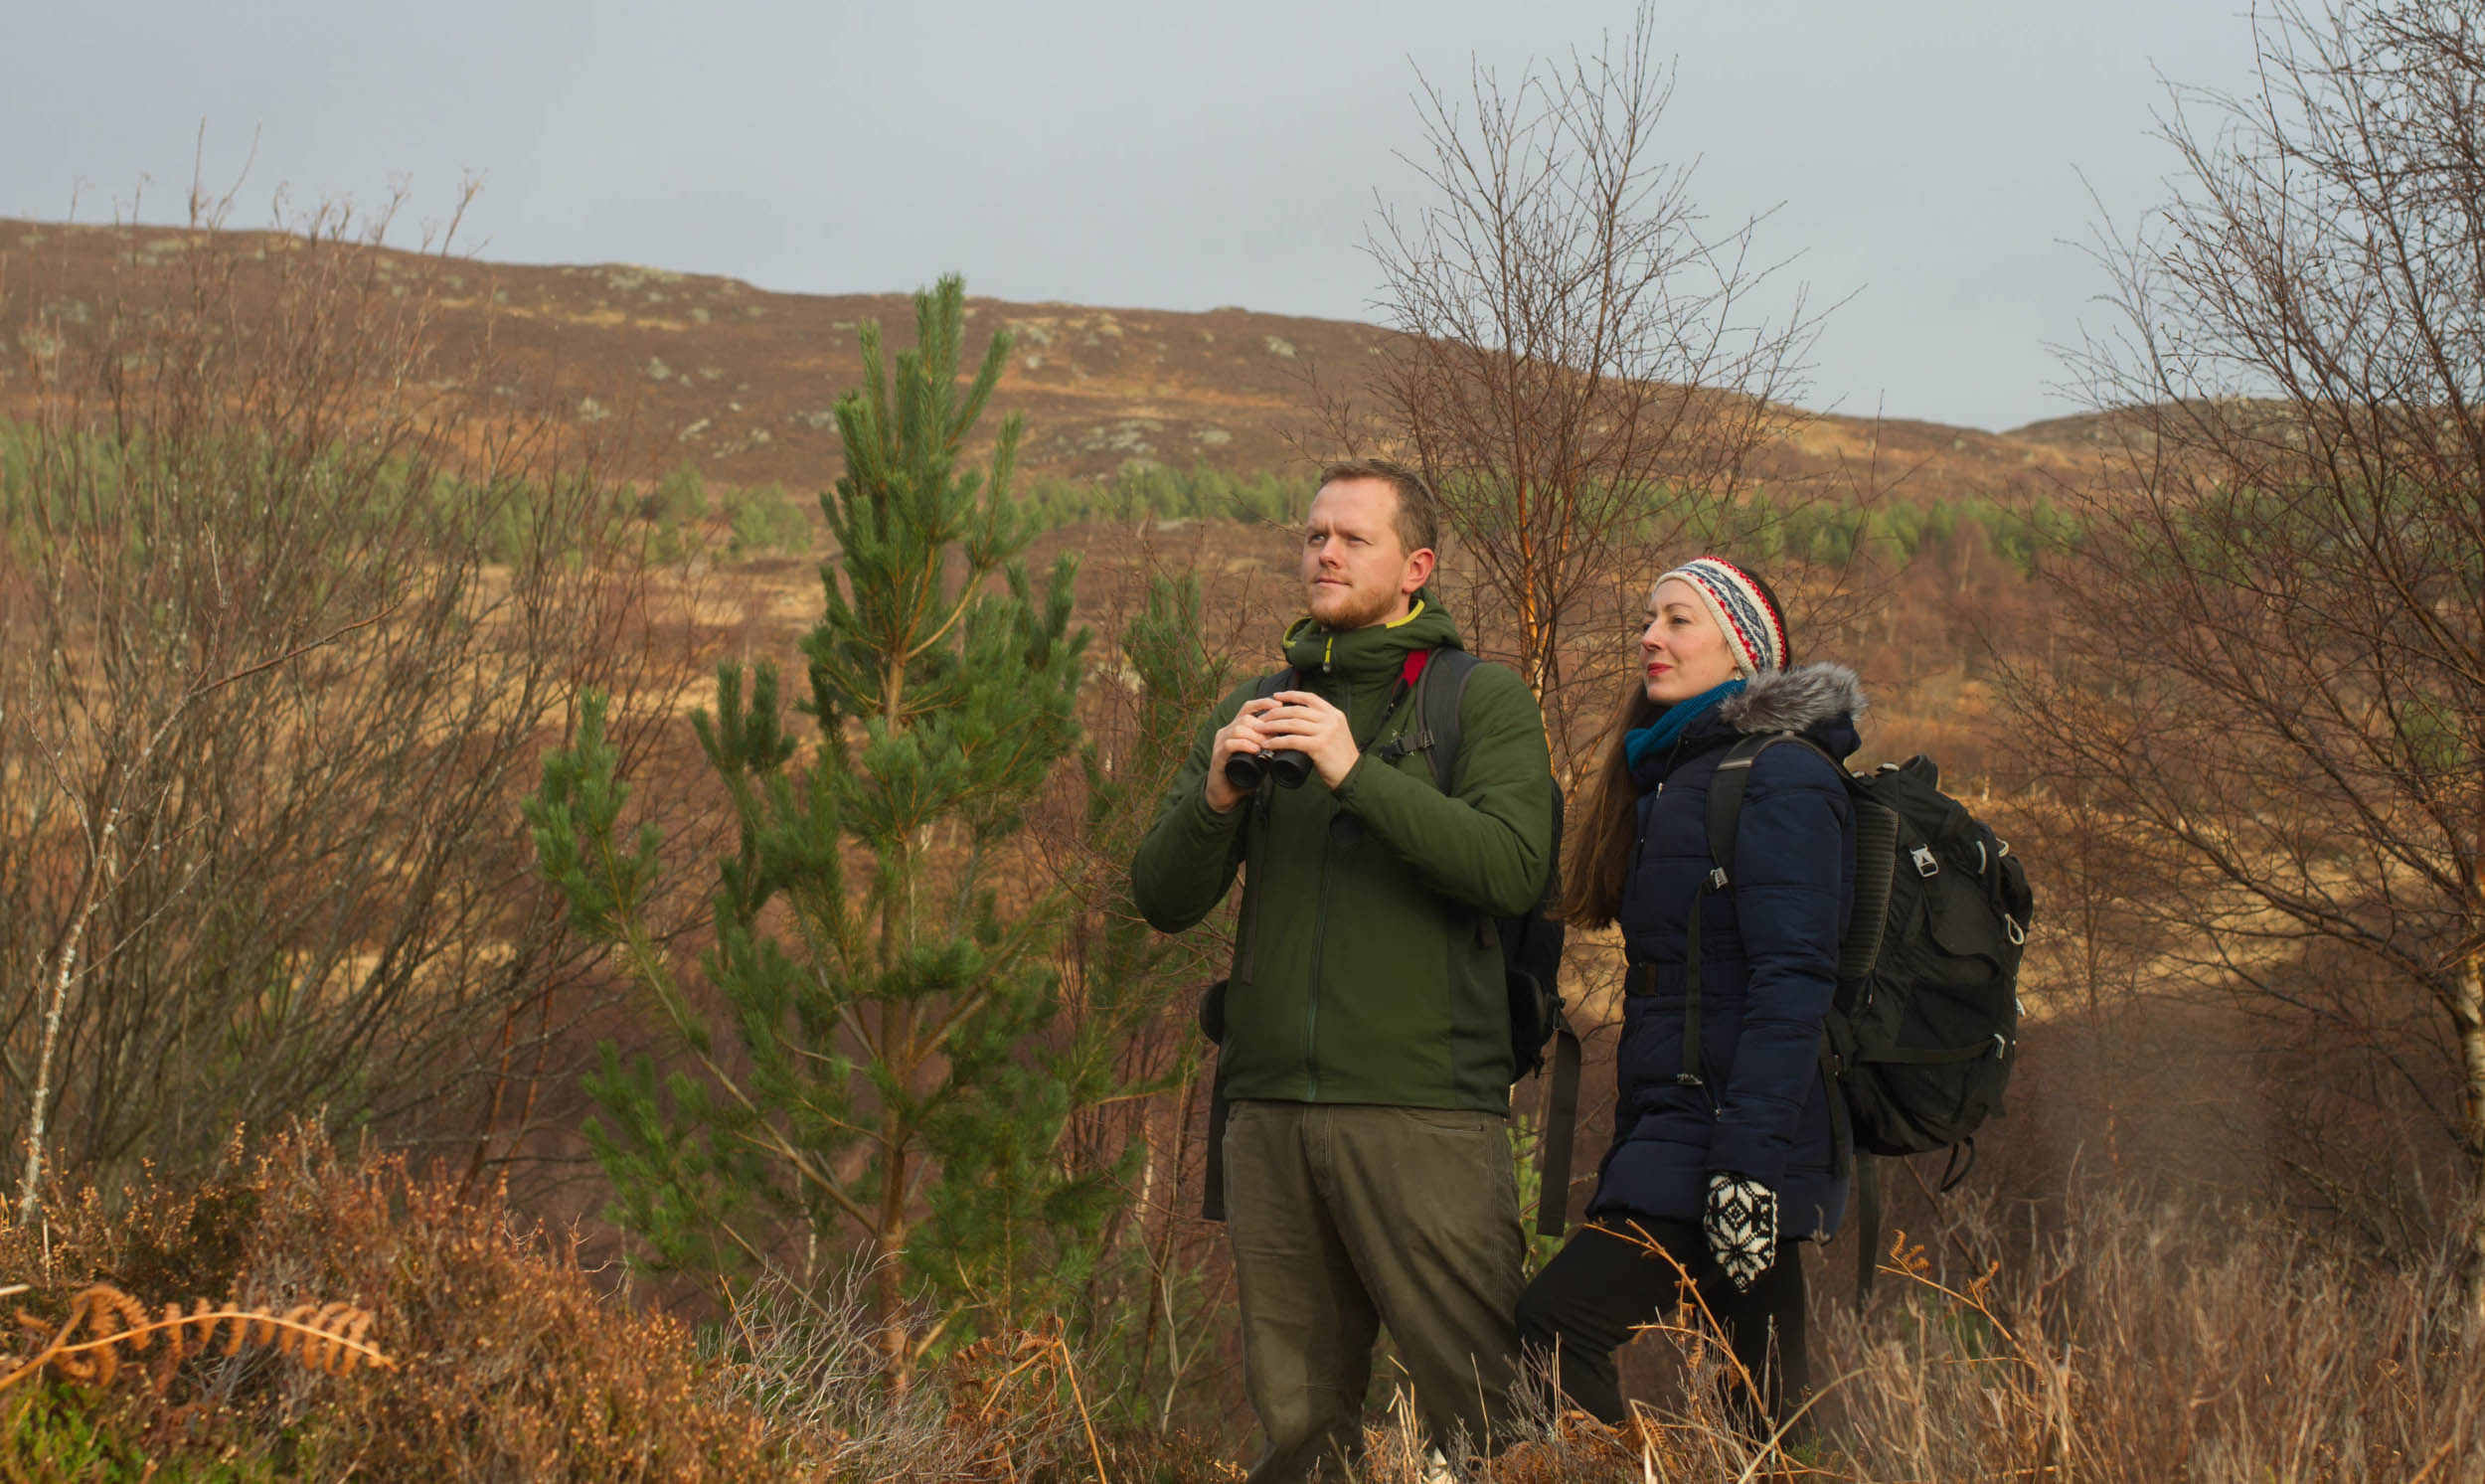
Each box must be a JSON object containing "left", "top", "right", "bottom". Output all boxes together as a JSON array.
[
  {"left": 2018, "top": 0, "right": 2485, "bottom": 1315},
  {"left": 0, "top": 187, "right": 689, "bottom": 1211},
  {"left": 1325, "top": 4, "right": 1826, "bottom": 768}
]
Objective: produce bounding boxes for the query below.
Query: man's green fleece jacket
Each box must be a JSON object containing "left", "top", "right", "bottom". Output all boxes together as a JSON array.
[{"left": 1131, "top": 594, "right": 1555, "bottom": 1113}]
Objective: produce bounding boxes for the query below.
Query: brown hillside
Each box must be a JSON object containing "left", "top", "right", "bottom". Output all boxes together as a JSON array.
[{"left": 2, "top": 217, "right": 2107, "bottom": 501}]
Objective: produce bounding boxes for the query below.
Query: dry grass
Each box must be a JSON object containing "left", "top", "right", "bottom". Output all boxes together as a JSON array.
[
  {"left": 2, "top": 1133, "right": 2476, "bottom": 1481},
  {"left": 1320, "top": 1189, "right": 2485, "bottom": 1484},
  {"left": 0, "top": 1128, "right": 776, "bottom": 1480},
  {"left": 716, "top": 1265, "right": 1237, "bottom": 1483},
  {"left": 1811, "top": 1196, "right": 2485, "bottom": 1482},
  {"left": 0, "top": 1132, "right": 1245, "bottom": 1481}
]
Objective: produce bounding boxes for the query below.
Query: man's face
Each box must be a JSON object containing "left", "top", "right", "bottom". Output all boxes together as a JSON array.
[{"left": 1300, "top": 477, "right": 1430, "bottom": 629}]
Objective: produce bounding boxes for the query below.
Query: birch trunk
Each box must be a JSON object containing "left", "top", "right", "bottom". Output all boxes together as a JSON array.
[
  {"left": 15, "top": 802, "right": 120, "bottom": 1223},
  {"left": 2457, "top": 951, "right": 2485, "bottom": 1327}
]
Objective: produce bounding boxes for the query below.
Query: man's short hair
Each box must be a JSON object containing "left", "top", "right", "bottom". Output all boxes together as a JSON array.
[{"left": 1318, "top": 458, "right": 1439, "bottom": 557}]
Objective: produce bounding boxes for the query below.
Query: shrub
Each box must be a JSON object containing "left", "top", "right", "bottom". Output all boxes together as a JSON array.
[
  {"left": 0, "top": 1130, "right": 781, "bottom": 1480},
  {"left": 1019, "top": 461, "right": 1304, "bottom": 530},
  {"left": 640, "top": 460, "right": 709, "bottom": 528},
  {"left": 0, "top": 202, "right": 681, "bottom": 1210},
  {"left": 720, "top": 481, "right": 811, "bottom": 557}
]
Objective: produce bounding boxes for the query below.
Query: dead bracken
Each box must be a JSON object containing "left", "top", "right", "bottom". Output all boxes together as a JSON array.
[{"left": 3, "top": 1283, "right": 394, "bottom": 1395}]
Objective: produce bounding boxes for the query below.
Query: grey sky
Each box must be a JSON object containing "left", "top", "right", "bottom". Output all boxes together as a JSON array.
[{"left": 4, "top": 1, "right": 2261, "bottom": 432}]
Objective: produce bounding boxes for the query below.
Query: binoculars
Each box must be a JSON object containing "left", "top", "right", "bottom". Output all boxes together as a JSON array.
[{"left": 1224, "top": 746, "right": 1313, "bottom": 791}]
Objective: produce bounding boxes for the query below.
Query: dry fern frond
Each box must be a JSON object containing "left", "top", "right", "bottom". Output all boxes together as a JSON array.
[
  {"left": 0, "top": 1283, "right": 395, "bottom": 1396},
  {"left": 1884, "top": 1229, "right": 1933, "bottom": 1281}
]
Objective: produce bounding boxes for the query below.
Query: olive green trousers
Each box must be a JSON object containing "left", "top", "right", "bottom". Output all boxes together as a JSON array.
[{"left": 1222, "top": 1099, "right": 1527, "bottom": 1482}]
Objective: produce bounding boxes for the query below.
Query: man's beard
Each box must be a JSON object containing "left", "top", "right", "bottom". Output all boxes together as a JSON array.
[{"left": 1308, "top": 579, "right": 1403, "bottom": 630}]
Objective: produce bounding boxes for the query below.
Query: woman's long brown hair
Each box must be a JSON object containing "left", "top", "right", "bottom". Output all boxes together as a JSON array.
[{"left": 1557, "top": 680, "right": 1664, "bottom": 930}]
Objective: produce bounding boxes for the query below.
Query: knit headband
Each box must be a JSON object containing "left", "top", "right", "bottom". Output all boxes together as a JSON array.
[{"left": 1658, "top": 557, "right": 1786, "bottom": 677}]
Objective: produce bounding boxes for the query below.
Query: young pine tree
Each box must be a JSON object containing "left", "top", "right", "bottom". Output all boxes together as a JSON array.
[
  {"left": 1044, "top": 574, "right": 1236, "bottom": 1406},
  {"left": 525, "top": 276, "right": 1109, "bottom": 1382}
]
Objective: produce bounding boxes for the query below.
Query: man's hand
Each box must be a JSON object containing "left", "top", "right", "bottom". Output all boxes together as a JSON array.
[
  {"left": 1259, "top": 690, "right": 1360, "bottom": 790},
  {"left": 1203, "top": 698, "right": 1282, "bottom": 813}
]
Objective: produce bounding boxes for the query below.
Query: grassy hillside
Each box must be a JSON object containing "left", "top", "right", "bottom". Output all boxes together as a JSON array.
[{"left": 0, "top": 217, "right": 2107, "bottom": 500}]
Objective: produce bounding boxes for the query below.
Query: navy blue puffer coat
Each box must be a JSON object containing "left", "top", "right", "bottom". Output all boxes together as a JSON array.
[{"left": 1585, "top": 664, "right": 1865, "bottom": 1241}]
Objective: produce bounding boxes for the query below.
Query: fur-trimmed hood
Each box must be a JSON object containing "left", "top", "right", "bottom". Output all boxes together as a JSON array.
[
  {"left": 1628, "top": 663, "right": 1867, "bottom": 791},
  {"left": 1714, "top": 662, "right": 1868, "bottom": 736}
]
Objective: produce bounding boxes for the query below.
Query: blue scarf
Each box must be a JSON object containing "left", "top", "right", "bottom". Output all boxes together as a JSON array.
[{"left": 1624, "top": 679, "right": 1746, "bottom": 772}]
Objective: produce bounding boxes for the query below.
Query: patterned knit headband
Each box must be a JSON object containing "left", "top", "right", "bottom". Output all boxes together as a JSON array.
[{"left": 1658, "top": 557, "right": 1786, "bottom": 677}]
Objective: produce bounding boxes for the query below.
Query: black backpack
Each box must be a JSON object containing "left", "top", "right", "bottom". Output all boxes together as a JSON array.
[
  {"left": 1701, "top": 734, "right": 2034, "bottom": 1300},
  {"left": 1394, "top": 650, "right": 1578, "bottom": 1238},
  {"left": 1199, "top": 649, "right": 1579, "bottom": 1237}
]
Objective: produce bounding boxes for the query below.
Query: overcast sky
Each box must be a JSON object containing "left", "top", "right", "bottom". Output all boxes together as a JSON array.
[{"left": 3, "top": 1, "right": 2265, "bottom": 431}]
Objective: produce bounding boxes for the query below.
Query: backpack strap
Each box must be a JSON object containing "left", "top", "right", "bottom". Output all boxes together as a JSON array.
[
  {"left": 1847, "top": 1141, "right": 1967, "bottom": 1306},
  {"left": 1422, "top": 646, "right": 1480, "bottom": 790},
  {"left": 1854, "top": 1151, "right": 1883, "bottom": 1304},
  {"left": 1703, "top": 732, "right": 1833, "bottom": 873},
  {"left": 1202, "top": 668, "right": 1295, "bottom": 1223},
  {"left": 1374, "top": 645, "right": 1480, "bottom": 787},
  {"left": 1683, "top": 731, "right": 1860, "bottom": 1085},
  {"left": 1531, "top": 777, "right": 1576, "bottom": 1237},
  {"left": 1201, "top": 1071, "right": 1233, "bottom": 1223},
  {"left": 1535, "top": 1005, "right": 1581, "bottom": 1237},
  {"left": 1678, "top": 733, "right": 1802, "bottom": 1086}
]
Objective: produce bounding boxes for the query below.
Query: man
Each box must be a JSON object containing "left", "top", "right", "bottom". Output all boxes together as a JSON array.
[{"left": 1131, "top": 460, "right": 1555, "bottom": 1480}]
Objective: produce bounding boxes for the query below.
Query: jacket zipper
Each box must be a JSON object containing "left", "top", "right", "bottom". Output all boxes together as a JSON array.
[{"left": 1305, "top": 839, "right": 1332, "bottom": 1099}]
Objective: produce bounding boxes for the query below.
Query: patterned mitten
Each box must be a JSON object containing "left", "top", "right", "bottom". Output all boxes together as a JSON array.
[{"left": 1704, "top": 1172, "right": 1778, "bottom": 1292}]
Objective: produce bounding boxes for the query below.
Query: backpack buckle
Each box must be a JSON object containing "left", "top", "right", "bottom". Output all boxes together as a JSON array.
[
  {"left": 1910, "top": 846, "right": 1938, "bottom": 878},
  {"left": 1674, "top": 1072, "right": 1705, "bottom": 1088},
  {"left": 1374, "top": 730, "right": 1432, "bottom": 764},
  {"left": 1707, "top": 867, "right": 1729, "bottom": 891}
]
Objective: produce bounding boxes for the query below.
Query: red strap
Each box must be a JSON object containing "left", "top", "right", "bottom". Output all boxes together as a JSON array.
[{"left": 1399, "top": 649, "right": 1432, "bottom": 687}]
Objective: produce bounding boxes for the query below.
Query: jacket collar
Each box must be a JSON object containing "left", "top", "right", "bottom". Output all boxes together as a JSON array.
[
  {"left": 1279, "top": 587, "right": 1463, "bottom": 682},
  {"left": 1714, "top": 663, "right": 1868, "bottom": 739},
  {"left": 1631, "top": 663, "right": 1870, "bottom": 789}
]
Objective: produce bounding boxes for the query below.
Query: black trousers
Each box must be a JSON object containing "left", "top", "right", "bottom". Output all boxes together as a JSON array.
[{"left": 1514, "top": 1218, "right": 1809, "bottom": 1434}]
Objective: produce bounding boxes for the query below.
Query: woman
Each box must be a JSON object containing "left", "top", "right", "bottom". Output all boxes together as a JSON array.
[{"left": 1516, "top": 556, "right": 1862, "bottom": 1434}]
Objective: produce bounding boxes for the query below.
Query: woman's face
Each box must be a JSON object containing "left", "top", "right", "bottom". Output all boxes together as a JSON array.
[{"left": 1641, "top": 577, "right": 1742, "bottom": 705}]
